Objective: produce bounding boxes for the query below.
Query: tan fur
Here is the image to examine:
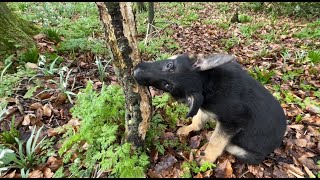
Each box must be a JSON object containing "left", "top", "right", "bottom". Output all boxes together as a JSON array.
[
  {"left": 177, "top": 109, "right": 239, "bottom": 165},
  {"left": 225, "top": 143, "right": 248, "bottom": 158},
  {"left": 177, "top": 109, "right": 215, "bottom": 135},
  {"left": 198, "top": 122, "right": 231, "bottom": 165}
]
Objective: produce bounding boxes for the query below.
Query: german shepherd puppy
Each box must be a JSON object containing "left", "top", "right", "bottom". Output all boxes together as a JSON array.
[{"left": 133, "top": 53, "right": 287, "bottom": 165}]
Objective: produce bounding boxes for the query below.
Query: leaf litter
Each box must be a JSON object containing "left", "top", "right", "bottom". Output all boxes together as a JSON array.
[{"left": 1, "top": 2, "right": 319, "bottom": 178}]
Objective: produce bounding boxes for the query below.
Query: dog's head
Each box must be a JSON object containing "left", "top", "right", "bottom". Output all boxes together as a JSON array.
[{"left": 133, "top": 53, "right": 235, "bottom": 118}]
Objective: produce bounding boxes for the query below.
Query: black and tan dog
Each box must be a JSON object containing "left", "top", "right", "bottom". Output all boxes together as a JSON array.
[{"left": 133, "top": 53, "right": 287, "bottom": 165}]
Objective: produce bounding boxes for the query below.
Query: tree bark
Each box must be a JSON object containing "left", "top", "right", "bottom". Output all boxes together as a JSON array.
[
  {"left": 147, "top": 2, "right": 154, "bottom": 35},
  {"left": 96, "top": 2, "right": 152, "bottom": 148},
  {"left": 0, "top": 2, "right": 38, "bottom": 59}
]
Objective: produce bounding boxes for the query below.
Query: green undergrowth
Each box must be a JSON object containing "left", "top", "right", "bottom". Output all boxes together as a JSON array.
[{"left": 57, "top": 81, "right": 149, "bottom": 178}]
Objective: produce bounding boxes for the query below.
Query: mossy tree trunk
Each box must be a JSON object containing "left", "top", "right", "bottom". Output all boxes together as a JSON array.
[
  {"left": 96, "top": 2, "right": 152, "bottom": 148},
  {"left": 0, "top": 2, "right": 38, "bottom": 58}
]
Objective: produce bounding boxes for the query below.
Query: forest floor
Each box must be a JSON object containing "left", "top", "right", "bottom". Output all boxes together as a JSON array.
[{"left": 0, "top": 2, "right": 319, "bottom": 178}]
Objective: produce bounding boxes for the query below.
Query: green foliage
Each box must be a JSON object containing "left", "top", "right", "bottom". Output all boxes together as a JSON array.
[
  {"left": 0, "top": 126, "right": 45, "bottom": 173},
  {"left": 48, "top": 67, "right": 76, "bottom": 103},
  {"left": 282, "top": 69, "right": 303, "bottom": 81},
  {"left": 240, "top": 23, "right": 263, "bottom": 38},
  {"left": 248, "top": 66, "right": 275, "bottom": 84},
  {"left": 181, "top": 160, "right": 216, "bottom": 177},
  {"left": 217, "top": 3, "right": 231, "bottom": 13},
  {"left": 280, "top": 90, "right": 319, "bottom": 110},
  {"left": 0, "top": 67, "right": 36, "bottom": 98},
  {"left": 152, "top": 93, "right": 189, "bottom": 129},
  {"left": 0, "top": 116, "right": 20, "bottom": 144},
  {"left": 0, "top": 55, "right": 15, "bottom": 82},
  {"left": 38, "top": 54, "right": 63, "bottom": 76},
  {"left": 145, "top": 114, "right": 167, "bottom": 155},
  {"left": 180, "top": 12, "right": 199, "bottom": 26},
  {"left": 95, "top": 57, "right": 110, "bottom": 82},
  {"left": 244, "top": 2, "right": 320, "bottom": 18},
  {"left": 238, "top": 14, "right": 253, "bottom": 23},
  {"left": 295, "top": 114, "right": 302, "bottom": 123},
  {"left": 139, "top": 36, "right": 179, "bottom": 57},
  {"left": 44, "top": 28, "right": 61, "bottom": 43},
  {"left": 260, "top": 29, "right": 276, "bottom": 43},
  {"left": 222, "top": 35, "right": 240, "bottom": 50},
  {"left": 8, "top": 2, "right": 107, "bottom": 55},
  {"left": 307, "top": 50, "right": 320, "bottom": 64},
  {"left": 217, "top": 21, "right": 230, "bottom": 30},
  {"left": 53, "top": 167, "right": 65, "bottom": 178},
  {"left": 58, "top": 82, "right": 149, "bottom": 178},
  {"left": 19, "top": 46, "right": 39, "bottom": 63}
]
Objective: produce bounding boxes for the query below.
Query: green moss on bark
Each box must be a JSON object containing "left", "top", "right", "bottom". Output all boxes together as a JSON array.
[{"left": 0, "top": 2, "right": 39, "bottom": 59}]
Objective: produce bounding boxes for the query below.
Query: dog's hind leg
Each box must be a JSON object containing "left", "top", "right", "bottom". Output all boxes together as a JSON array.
[{"left": 177, "top": 109, "right": 212, "bottom": 136}]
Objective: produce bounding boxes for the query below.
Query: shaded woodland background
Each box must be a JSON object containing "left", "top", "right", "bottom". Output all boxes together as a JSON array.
[{"left": 0, "top": 2, "right": 319, "bottom": 178}]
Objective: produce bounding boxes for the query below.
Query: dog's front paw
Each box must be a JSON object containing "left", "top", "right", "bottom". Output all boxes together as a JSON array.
[
  {"left": 177, "top": 126, "right": 191, "bottom": 136},
  {"left": 197, "top": 151, "right": 217, "bottom": 166}
]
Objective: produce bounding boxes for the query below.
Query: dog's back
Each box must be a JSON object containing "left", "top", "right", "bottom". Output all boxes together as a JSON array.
[{"left": 200, "top": 61, "right": 287, "bottom": 164}]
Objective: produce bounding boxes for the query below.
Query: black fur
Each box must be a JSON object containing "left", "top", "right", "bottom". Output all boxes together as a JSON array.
[{"left": 133, "top": 54, "right": 287, "bottom": 164}]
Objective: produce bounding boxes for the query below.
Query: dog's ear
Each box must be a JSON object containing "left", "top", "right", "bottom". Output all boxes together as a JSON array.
[{"left": 190, "top": 54, "right": 235, "bottom": 71}]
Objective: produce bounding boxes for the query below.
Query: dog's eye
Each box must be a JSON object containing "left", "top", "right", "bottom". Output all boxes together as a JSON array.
[
  {"left": 166, "top": 62, "right": 174, "bottom": 69},
  {"left": 164, "top": 83, "right": 171, "bottom": 91}
]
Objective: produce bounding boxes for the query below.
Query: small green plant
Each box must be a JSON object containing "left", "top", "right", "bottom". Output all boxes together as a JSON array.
[
  {"left": 0, "top": 116, "right": 20, "bottom": 144},
  {"left": 282, "top": 69, "right": 303, "bottom": 81},
  {"left": 0, "top": 126, "right": 45, "bottom": 173},
  {"left": 152, "top": 93, "right": 189, "bottom": 129},
  {"left": 217, "top": 3, "right": 231, "bottom": 12},
  {"left": 248, "top": 66, "right": 275, "bottom": 84},
  {"left": 95, "top": 56, "right": 110, "bottom": 82},
  {"left": 0, "top": 66, "right": 36, "bottom": 98},
  {"left": 238, "top": 14, "right": 253, "bottom": 23},
  {"left": 37, "top": 55, "right": 62, "bottom": 76},
  {"left": 181, "top": 12, "right": 199, "bottom": 26},
  {"left": 19, "top": 46, "right": 39, "bottom": 63},
  {"left": 294, "top": 20, "right": 320, "bottom": 39},
  {"left": 295, "top": 114, "right": 303, "bottom": 123},
  {"left": 223, "top": 35, "right": 240, "bottom": 50},
  {"left": 307, "top": 50, "right": 320, "bottom": 64},
  {"left": 48, "top": 67, "right": 76, "bottom": 104},
  {"left": 44, "top": 28, "right": 61, "bottom": 43},
  {"left": 181, "top": 160, "right": 216, "bottom": 178},
  {"left": 217, "top": 21, "right": 230, "bottom": 30},
  {"left": 240, "top": 23, "right": 263, "bottom": 38},
  {"left": 0, "top": 55, "right": 14, "bottom": 82}
]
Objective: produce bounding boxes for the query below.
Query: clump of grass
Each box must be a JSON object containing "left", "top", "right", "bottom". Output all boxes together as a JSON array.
[
  {"left": 19, "top": 46, "right": 39, "bottom": 63},
  {"left": 308, "top": 50, "right": 320, "bottom": 64},
  {"left": 44, "top": 28, "right": 61, "bottom": 43},
  {"left": 248, "top": 66, "right": 275, "bottom": 84},
  {"left": 238, "top": 14, "right": 253, "bottom": 23}
]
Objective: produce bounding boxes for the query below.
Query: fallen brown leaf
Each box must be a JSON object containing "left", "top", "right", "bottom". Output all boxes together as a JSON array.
[
  {"left": 46, "top": 156, "right": 63, "bottom": 172},
  {"left": 43, "top": 103, "right": 53, "bottom": 117},
  {"left": 189, "top": 135, "right": 202, "bottom": 149},
  {"left": 43, "top": 167, "right": 54, "bottom": 178},
  {"left": 28, "top": 170, "right": 43, "bottom": 178},
  {"left": 30, "top": 102, "right": 43, "bottom": 110},
  {"left": 22, "top": 114, "right": 37, "bottom": 126},
  {"left": 154, "top": 154, "right": 178, "bottom": 173},
  {"left": 214, "top": 159, "right": 233, "bottom": 178}
]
